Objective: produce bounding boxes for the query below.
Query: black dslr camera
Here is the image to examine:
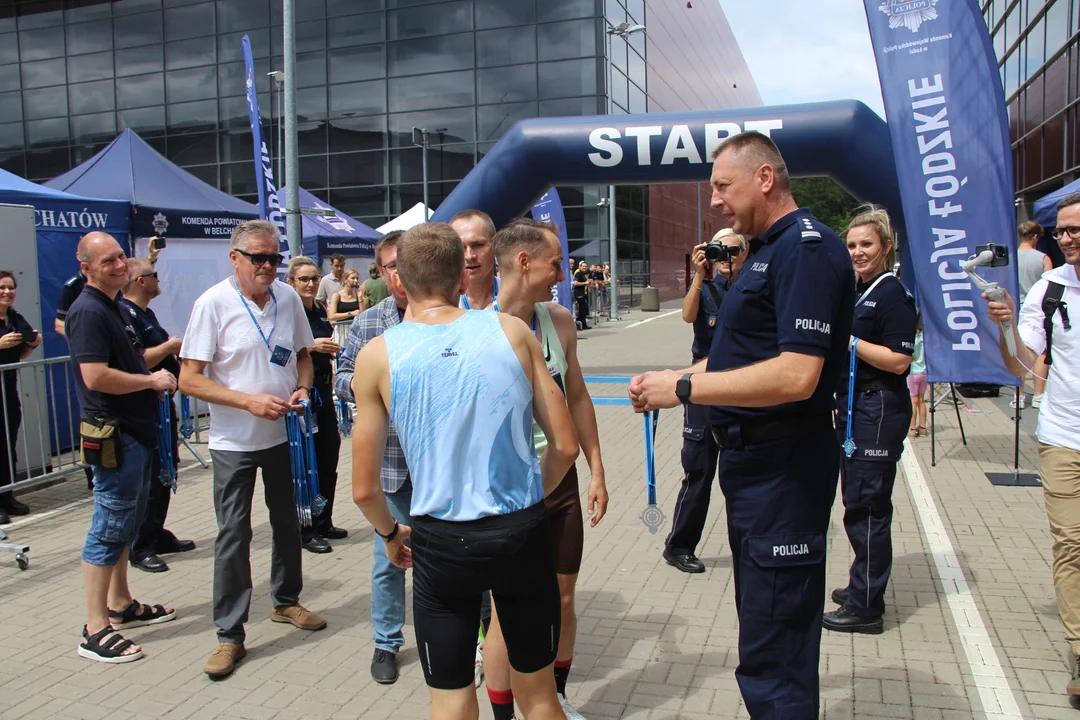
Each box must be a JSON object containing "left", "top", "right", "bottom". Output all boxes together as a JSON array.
[{"left": 705, "top": 229, "right": 742, "bottom": 263}]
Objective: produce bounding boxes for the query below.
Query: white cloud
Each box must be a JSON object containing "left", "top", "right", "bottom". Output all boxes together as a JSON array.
[{"left": 717, "top": 0, "right": 887, "bottom": 119}]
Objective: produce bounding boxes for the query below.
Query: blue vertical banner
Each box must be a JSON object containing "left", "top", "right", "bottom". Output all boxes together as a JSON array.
[
  {"left": 863, "top": 0, "right": 1019, "bottom": 385},
  {"left": 531, "top": 188, "right": 573, "bottom": 313},
  {"left": 242, "top": 35, "right": 288, "bottom": 258}
]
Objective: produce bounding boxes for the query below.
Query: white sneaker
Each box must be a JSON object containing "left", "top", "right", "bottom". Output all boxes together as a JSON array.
[
  {"left": 558, "top": 693, "right": 587, "bottom": 720},
  {"left": 474, "top": 642, "right": 484, "bottom": 688},
  {"left": 1010, "top": 394, "right": 1027, "bottom": 409},
  {"left": 1033, "top": 393, "right": 1044, "bottom": 408}
]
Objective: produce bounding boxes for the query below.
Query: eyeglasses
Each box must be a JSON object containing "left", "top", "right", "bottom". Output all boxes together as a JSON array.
[
  {"left": 382, "top": 261, "right": 397, "bottom": 271},
  {"left": 294, "top": 275, "right": 320, "bottom": 284},
  {"left": 236, "top": 249, "right": 284, "bottom": 267},
  {"left": 1052, "top": 226, "right": 1080, "bottom": 241},
  {"left": 139, "top": 271, "right": 158, "bottom": 280}
]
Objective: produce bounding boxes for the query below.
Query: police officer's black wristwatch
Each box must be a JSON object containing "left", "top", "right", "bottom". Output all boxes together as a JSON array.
[{"left": 676, "top": 373, "right": 693, "bottom": 404}]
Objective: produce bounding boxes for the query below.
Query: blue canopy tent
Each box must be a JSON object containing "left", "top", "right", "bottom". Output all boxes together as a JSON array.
[
  {"left": 1032, "top": 178, "right": 1079, "bottom": 267},
  {"left": 282, "top": 186, "right": 381, "bottom": 264},
  {"left": 45, "top": 128, "right": 258, "bottom": 238},
  {"left": 0, "top": 168, "right": 132, "bottom": 455}
]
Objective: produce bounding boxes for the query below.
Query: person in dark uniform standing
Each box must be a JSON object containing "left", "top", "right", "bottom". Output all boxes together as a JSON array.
[
  {"left": 663, "top": 228, "right": 746, "bottom": 574},
  {"left": 288, "top": 256, "right": 347, "bottom": 553},
  {"left": 824, "top": 206, "right": 916, "bottom": 634},
  {"left": 572, "top": 261, "right": 590, "bottom": 330},
  {"left": 0, "top": 271, "right": 42, "bottom": 523},
  {"left": 119, "top": 258, "right": 196, "bottom": 573},
  {"left": 630, "top": 131, "right": 855, "bottom": 719}
]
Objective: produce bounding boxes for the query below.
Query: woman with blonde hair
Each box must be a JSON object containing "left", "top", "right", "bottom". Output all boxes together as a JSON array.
[
  {"left": 824, "top": 205, "right": 917, "bottom": 636},
  {"left": 328, "top": 267, "right": 362, "bottom": 347}
]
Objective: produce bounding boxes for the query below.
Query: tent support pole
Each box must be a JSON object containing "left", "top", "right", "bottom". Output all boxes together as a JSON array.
[{"left": 283, "top": 0, "right": 301, "bottom": 257}]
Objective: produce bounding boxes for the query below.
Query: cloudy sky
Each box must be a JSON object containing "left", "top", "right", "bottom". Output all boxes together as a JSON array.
[{"left": 717, "top": 0, "right": 887, "bottom": 118}]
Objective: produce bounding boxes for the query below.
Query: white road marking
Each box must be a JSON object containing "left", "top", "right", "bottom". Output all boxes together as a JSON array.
[
  {"left": 625, "top": 309, "right": 681, "bottom": 328},
  {"left": 900, "top": 444, "right": 1024, "bottom": 718}
]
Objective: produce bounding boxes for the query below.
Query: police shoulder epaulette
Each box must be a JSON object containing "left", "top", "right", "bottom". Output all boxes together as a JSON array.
[
  {"left": 797, "top": 216, "right": 822, "bottom": 241},
  {"left": 64, "top": 275, "right": 81, "bottom": 286}
]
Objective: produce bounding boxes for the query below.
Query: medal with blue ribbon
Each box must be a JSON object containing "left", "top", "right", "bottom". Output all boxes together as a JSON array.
[
  {"left": 640, "top": 409, "right": 665, "bottom": 534},
  {"left": 843, "top": 338, "right": 859, "bottom": 459},
  {"left": 286, "top": 400, "right": 327, "bottom": 526},
  {"left": 157, "top": 390, "right": 178, "bottom": 492}
]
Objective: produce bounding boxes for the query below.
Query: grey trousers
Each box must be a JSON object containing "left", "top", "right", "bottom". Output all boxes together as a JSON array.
[{"left": 210, "top": 442, "right": 303, "bottom": 643}]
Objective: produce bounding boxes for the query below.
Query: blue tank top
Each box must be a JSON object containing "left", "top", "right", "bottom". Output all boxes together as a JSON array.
[{"left": 384, "top": 310, "right": 543, "bottom": 521}]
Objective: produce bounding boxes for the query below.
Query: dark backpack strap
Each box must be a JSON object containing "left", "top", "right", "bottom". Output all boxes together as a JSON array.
[
  {"left": 1042, "top": 281, "right": 1068, "bottom": 366},
  {"left": 703, "top": 279, "right": 724, "bottom": 311}
]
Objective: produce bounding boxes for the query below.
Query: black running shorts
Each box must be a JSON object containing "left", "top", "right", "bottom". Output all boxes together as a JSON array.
[
  {"left": 544, "top": 465, "right": 584, "bottom": 575},
  {"left": 411, "top": 502, "right": 561, "bottom": 690}
]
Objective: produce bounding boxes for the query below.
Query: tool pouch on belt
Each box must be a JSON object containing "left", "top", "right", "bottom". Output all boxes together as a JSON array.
[{"left": 80, "top": 417, "right": 123, "bottom": 468}]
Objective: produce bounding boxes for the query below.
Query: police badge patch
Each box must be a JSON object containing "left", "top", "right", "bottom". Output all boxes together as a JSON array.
[{"left": 879, "top": 0, "right": 939, "bottom": 33}]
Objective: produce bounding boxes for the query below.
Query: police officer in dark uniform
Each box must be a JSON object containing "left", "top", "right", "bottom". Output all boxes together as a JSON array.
[
  {"left": 287, "top": 256, "right": 347, "bottom": 554},
  {"left": 663, "top": 229, "right": 745, "bottom": 574},
  {"left": 118, "top": 258, "right": 196, "bottom": 573},
  {"left": 824, "top": 206, "right": 916, "bottom": 634},
  {"left": 630, "top": 131, "right": 855, "bottom": 719},
  {"left": 54, "top": 271, "right": 86, "bottom": 339}
]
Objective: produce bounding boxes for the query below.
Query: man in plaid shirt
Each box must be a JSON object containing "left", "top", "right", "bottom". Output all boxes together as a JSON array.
[{"left": 333, "top": 230, "right": 411, "bottom": 686}]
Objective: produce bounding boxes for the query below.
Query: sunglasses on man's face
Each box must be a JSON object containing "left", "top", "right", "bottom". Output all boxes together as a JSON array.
[
  {"left": 236, "top": 249, "right": 284, "bottom": 267},
  {"left": 139, "top": 271, "right": 158, "bottom": 280}
]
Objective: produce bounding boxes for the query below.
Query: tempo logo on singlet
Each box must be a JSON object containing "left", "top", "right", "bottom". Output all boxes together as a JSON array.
[
  {"left": 773, "top": 543, "right": 810, "bottom": 557},
  {"left": 587, "top": 120, "right": 783, "bottom": 168}
]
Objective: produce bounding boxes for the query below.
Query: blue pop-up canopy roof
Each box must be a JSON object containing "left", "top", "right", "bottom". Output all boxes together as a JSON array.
[
  {"left": 1034, "top": 178, "right": 1080, "bottom": 228},
  {"left": 45, "top": 129, "right": 257, "bottom": 239},
  {"left": 281, "top": 186, "right": 381, "bottom": 263}
]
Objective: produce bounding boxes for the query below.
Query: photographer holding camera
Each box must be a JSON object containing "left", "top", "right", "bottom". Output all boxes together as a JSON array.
[
  {"left": 983, "top": 193, "right": 1080, "bottom": 699},
  {"left": 663, "top": 229, "right": 746, "bottom": 574}
]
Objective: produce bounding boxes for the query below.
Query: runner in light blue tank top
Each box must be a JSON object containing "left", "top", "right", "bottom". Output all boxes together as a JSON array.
[{"left": 383, "top": 310, "right": 543, "bottom": 521}]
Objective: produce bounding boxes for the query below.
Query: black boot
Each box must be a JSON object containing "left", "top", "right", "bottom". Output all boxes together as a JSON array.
[{"left": 823, "top": 606, "right": 883, "bottom": 634}]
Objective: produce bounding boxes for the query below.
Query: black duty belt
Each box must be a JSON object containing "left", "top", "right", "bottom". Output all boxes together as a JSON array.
[
  {"left": 841, "top": 379, "right": 903, "bottom": 396},
  {"left": 711, "top": 413, "right": 834, "bottom": 451}
]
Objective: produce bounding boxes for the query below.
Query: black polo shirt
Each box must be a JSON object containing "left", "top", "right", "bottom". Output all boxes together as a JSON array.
[
  {"left": 56, "top": 272, "right": 86, "bottom": 321},
  {"left": 692, "top": 275, "right": 728, "bottom": 360},
  {"left": 706, "top": 208, "right": 856, "bottom": 425},
  {"left": 0, "top": 308, "right": 35, "bottom": 398},
  {"left": 67, "top": 285, "right": 157, "bottom": 447},
  {"left": 573, "top": 269, "right": 588, "bottom": 297},
  {"left": 304, "top": 300, "right": 334, "bottom": 380},
  {"left": 119, "top": 298, "right": 180, "bottom": 378},
  {"left": 842, "top": 272, "right": 917, "bottom": 393}
]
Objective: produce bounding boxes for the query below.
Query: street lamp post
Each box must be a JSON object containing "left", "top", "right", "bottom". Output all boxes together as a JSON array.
[
  {"left": 604, "top": 22, "right": 645, "bottom": 321},
  {"left": 412, "top": 127, "right": 447, "bottom": 221},
  {"left": 267, "top": 71, "right": 284, "bottom": 189},
  {"left": 283, "top": 0, "right": 301, "bottom": 257}
]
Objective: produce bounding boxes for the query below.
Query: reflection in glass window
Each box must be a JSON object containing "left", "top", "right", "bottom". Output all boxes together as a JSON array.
[
  {"left": 0, "top": 92, "right": 23, "bottom": 124},
  {"left": 168, "top": 99, "right": 218, "bottom": 133},
  {"left": 388, "top": 70, "right": 475, "bottom": 112},
  {"left": 328, "top": 0, "right": 387, "bottom": 15},
  {"left": 68, "top": 52, "right": 114, "bottom": 84},
  {"left": 119, "top": 106, "right": 166, "bottom": 135},
  {"left": 0, "top": 122, "right": 21, "bottom": 151},
  {"left": 1004, "top": 49, "right": 1019, "bottom": 98},
  {"left": 23, "top": 86, "right": 68, "bottom": 120},
  {"left": 166, "top": 37, "right": 217, "bottom": 71},
  {"left": 218, "top": 62, "right": 247, "bottom": 98},
  {"left": 297, "top": 86, "right": 328, "bottom": 120},
  {"left": 611, "top": 68, "right": 628, "bottom": 110},
  {"left": 66, "top": 20, "right": 112, "bottom": 56},
  {"left": 166, "top": 66, "right": 217, "bottom": 104},
  {"left": 0, "top": 37, "right": 16, "bottom": 66},
  {"left": 169, "top": 132, "right": 219, "bottom": 167},
  {"left": 21, "top": 58, "right": 66, "bottom": 89},
  {"left": 71, "top": 112, "right": 117, "bottom": 145},
  {"left": 628, "top": 48, "right": 646, "bottom": 89},
  {"left": 388, "top": 34, "right": 473, "bottom": 77},
  {"left": 539, "top": 96, "right": 601, "bottom": 116},
  {"left": 538, "top": 59, "right": 599, "bottom": 100},
  {"left": 389, "top": 0, "right": 471, "bottom": 40},
  {"left": 629, "top": 85, "right": 646, "bottom": 114},
  {"left": 329, "top": 149, "right": 388, "bottom": 187},
  {"left": 389, "top": 107, "right": 474, "bottom": 146},
  {"left": 328, "top": 114, "right": 387, "bottom": 152},
  {"left": 112, "top": 0, "right": 162, "bottom": 17},
  {"left": 113, "top": 12, "right": 163, "bottom": 49},
  {"left": 296, "top": 51, "right": 328, "bottom": 88},
  {"left": 69, "top": 79, "right": 115, "bottom": 115},
  {"left": 538, "top": 0, "right": 595, "bottom": 22},
  {"left": 220, "top": 128, "right": 253, "bottom": 163},
  {"left": 26, "top": 117, "right": 69, "bottom": 148},
  {"left": 299, "top": 154, "right": 328, "bottom": 189},
  {"left": 475, "top": 0, "right": 536, "bottom": 29},
  {"left": 116, "top": 46, "right": 164, "bottom": 77},
  {"left": 164, "top": 3, "right": 216, "bottom": 42},
  {"left": 329, "top": 11, "right": 385, "bottom": 48},
  {"left": 478, "top": 101, "right": 538, "bottom": 142},
  {"left": 19, "top": 26, "right": 65, "bottom": 62},
  {"left": 26, "top": 147, "right": 72, "bottom": 180},
  {"left": 329, "top": 45, "right": 386, "bottom": 84},
  {"left": 1026, "top": 19, "right": 1045, "bottom": 79},
  {"left": 478, "top": 65, "right": 537, "bottom": 105},
  {"left": 329, "top": 79, "right": 387, "bottom": 117},
  {"left": 217, "top": 0, "right": 271, "bottom": 33},
  {"left": 1046, "top": 0, "right": 1068, "bottom": 56},
  {"left": 65, "top": 2, "right": 113, "bottom": 23},
  {"left": 219, "top": 29, "right": 270, "bottom": 63},
  {"left": 222, "top": 160, "right": 258, "bottom": 196},
  {"left": 328, "top": 185, "right": 388, "bottom": 218},
  {"left": 538, "top": 19, "right": 597, "bottom": 62},
  {"left": 476, "top": 26, "right": 536, "bottom": 68}
]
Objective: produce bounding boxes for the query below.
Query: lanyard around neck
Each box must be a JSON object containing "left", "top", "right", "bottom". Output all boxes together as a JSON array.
[
  {"left": 856, "top": 272, "right": 892, "bottom": 307},
  {"left": 232, "top": 278, "right": 277, "bottom": 350},
  {"left": 461, "top": 275, "right": 500, "bottom": 309}
]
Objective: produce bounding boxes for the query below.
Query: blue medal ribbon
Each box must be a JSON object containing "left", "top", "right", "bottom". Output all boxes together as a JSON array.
[
  {"left": 232, "top": 278, "right": 277, "bottom": 350},
  {"left": 643, "top": 409, "right": 659, "bottom": 505},
  {"left": 285, "top": 400, "right": 327, "bottom": 527},
  {"left": 157, "top": 391, "right": 177, "bottom": 492},
  {"left": 179, "top": 393, "right": 194, "bottom": 439},
  {"left": 843, "top": 339, "right": 859, "bottom": 458},
  {"left": 461, "top": 276, "right": 500, "bottom": 310}
]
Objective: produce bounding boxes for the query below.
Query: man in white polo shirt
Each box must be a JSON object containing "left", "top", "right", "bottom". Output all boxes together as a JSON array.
[
  {"left": 179, "top": 220, "right": 327, "bottom": 680},
  {"left": 985, "top": 192, "right": 1080, "bottom": 700}
]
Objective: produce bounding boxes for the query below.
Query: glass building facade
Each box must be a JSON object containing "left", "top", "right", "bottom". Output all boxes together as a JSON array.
[
  {"left": 0, "top": 0, "right": 758, "bottom": 302},
  {"left": 984, "top": 0, "right": 1080, "bottom": 207}
]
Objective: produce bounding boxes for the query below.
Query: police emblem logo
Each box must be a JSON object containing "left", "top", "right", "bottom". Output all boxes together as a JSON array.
[
  {"left": 879, "top": 0, "right": 939, "bottom": 33},
  {"left": 152, "top": 213, "right": 169, "bottom": 235}
]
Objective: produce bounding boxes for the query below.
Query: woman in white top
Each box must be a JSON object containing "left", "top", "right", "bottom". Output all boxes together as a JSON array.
[{"left": 327, "top": 268, "right": 362, "bottom": 348}]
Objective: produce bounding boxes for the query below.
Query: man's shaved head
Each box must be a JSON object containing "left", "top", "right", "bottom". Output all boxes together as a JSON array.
[{"left": 77, "top": 231, "right": 118, "bottom": 264}]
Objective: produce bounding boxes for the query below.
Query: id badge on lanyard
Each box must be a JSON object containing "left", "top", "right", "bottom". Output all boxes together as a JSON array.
[{"left": 233, "top": 279, "right": 288, "bottom": 366}]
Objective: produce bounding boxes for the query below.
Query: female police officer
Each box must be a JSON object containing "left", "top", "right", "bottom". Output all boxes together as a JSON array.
[{"left": 824, "top": 205, "right": 916, "bottom": 635}]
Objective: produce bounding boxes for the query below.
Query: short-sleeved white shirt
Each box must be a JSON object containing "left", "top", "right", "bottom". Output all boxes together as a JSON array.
[
  {"left": 181, "top": 277, "right": 316, "bottom": 452},
  {"left": 316, "top": 273, "right": 343, "bottom": 304},
  {"left": 1017, "top": 264, "right": 1080, "bottom": 452}
]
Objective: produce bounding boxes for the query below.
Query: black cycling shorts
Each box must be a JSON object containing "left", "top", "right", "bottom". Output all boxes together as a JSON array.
[{"left": 411, "top": 502, "right": 560, "bottom": 690}]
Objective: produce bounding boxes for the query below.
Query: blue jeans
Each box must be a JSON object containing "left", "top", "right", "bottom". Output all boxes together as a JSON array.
[
  {"left": 372, "top": 482, "right": 413, "bottom": 654},
  {"left": 82, "top": 434, "right": 153, "bottom": 566}
]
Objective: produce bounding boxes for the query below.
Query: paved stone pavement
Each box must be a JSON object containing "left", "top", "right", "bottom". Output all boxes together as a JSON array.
[{"left": 0, "top": 301, "right": 1074, "bottom": 719}]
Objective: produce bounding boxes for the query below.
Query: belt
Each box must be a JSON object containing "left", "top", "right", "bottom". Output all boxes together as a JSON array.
[
  {"left": 842, "top": 379, "right": 903, "bottom": 395},
  {"left": 711, "top": 413, "right": 834, "bottom": 451}
]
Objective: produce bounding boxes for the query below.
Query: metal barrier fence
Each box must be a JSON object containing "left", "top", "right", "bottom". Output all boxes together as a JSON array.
[{"left": 1, "top": 354, "right": 88, "bottom": 495}]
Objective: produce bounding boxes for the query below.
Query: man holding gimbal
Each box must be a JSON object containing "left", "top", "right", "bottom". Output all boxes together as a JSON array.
[
  {"left": 663, "top": 229, "right": 746, "bottom": 574},
  {"left": 984, "top": 192, "right": 1080, "bottom": 700}
]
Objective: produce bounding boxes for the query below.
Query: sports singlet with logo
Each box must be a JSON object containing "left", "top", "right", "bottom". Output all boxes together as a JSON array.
[
  {"left": 384, "top": 310, "right": 543, "bottom": 521},
  {"left": 532, "top": 302, "right": 568, "bottom": 455}
]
